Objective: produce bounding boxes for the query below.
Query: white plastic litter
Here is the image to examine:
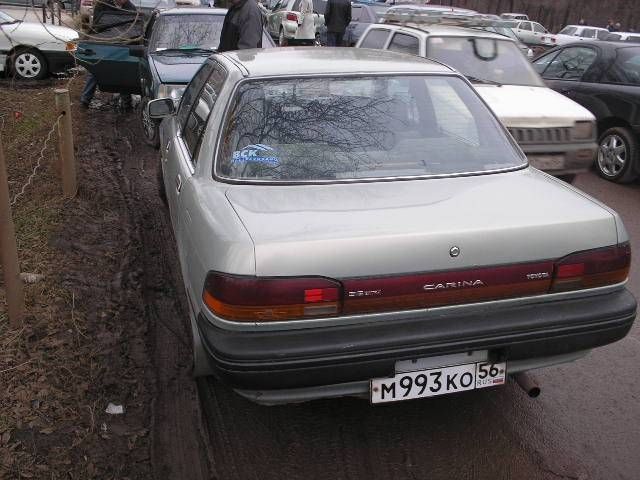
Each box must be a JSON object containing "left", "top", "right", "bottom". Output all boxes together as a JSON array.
[{"left": 105, "top": 403, "right": 124, "bottom": 415}]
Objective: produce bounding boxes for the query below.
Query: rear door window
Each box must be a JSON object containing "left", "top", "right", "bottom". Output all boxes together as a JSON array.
[
  {"left": 580, "top": 28, "right": 596, "bottom": 38},
  {"left": 359, "top": 28, "right": 390, "bottom": 49},
  {"left": 602, "top": 47, "right": 640, "bottom": 85},
  {"left": 387, "top": 33, "right": 419, "bottom": 56},
  {"left": 542, "top": 46, "right": 597, "bottom": 80},
  {"left": 533, "top": 23, "right": 546, "bottom": 33}
]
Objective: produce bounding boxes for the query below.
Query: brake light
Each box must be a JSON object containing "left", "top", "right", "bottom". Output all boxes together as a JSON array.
[
  {"left": 286, "top": 12, "right": 298, "bottom": 21},
  {"left": 551, "top": 243, "right": 630, "bottom": 292},
  {"left": 202, "top": 272, "right": 342, "bottom": 321}
]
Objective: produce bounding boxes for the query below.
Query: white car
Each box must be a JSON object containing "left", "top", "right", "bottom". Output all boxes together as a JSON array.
[
  {"left": 356, "top": 9, "right": 598, "bottom": 179},
  {"left": 511, "top": 20, "right": 556, "bottom": 47},
  {"left": 605, "top": 31, "right": 640, "bottom": 43},
  {"left": 0, "top": 9, "right": 78, "bottom": 79},
  {"left": 555, "top": 25, "right": 609, "bottom": 45},
  {"left": 266, "top": 0, "right": 324, "bottom": 46}
]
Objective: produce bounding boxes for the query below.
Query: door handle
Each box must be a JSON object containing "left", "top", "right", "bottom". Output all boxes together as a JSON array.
[{"left": 175, "top": 174, "right": 182, "bottom": 193}]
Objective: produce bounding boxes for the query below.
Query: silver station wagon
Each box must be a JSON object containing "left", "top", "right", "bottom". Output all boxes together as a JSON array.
[{"left": 149, "top": 48, "right": 636, "bottom": 405}]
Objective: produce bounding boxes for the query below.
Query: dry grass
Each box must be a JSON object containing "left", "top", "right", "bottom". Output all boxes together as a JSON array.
[{"left": 0, "top": 78, "right": 96, "bottom": 479}]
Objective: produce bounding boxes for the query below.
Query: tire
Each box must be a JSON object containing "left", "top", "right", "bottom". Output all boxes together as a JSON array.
[
  {"left": 11, "top": 49, "right": 47, "bottom": 80},
  {"left": 279, "top": 28, "right": 288, "bottom": 47},
  {"left": 140, "top": 97, "right": 160, "bottom": 149},
  {"left": 157, "top": 163, "right": 167, "bottom": 207},
  {"left": 596, "top": 126, "right": 639, "bottom": 183}
]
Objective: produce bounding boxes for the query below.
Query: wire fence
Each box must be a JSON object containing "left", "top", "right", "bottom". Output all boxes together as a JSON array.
[{"left": 9, "top": 112, "right": 63, "bottom": 207}]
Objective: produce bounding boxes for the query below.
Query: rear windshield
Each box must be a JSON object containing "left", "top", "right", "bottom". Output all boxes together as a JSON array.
[
  {"left": 216, "top": 75, "right": 525, "bottom": 182},
  {"left": 426, "top": 36, "right": 544, "bottom": 86},
  {"left": 150, "top": 14, "right": 224, "bottom": 51}
]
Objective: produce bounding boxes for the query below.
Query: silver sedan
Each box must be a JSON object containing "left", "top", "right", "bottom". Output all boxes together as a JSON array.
[{"left": 148, "top": 47, "right": 636, "bottom": 405}]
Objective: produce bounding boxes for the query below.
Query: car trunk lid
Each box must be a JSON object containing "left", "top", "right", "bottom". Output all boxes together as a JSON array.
[{"left": 224, "top": 169, "right": 617, "bottom": 282}]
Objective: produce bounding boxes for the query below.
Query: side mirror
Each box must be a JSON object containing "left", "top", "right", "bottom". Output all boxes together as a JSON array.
[
  {"left": 147, "top": 98, "right": 175, "bottom": 119},
  {"left": 129, "top": 45, "right": 147, "bottom": 58}
]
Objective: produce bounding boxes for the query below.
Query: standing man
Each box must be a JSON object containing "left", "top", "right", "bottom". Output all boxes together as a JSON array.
[
  {"left": 80, "top": 0, "right": 138, "bottom": 109},
  {"left": 324, "top": 0, "right": 350, "bottom": 47},
  {"left": 218, "top": 0, "right": 264, "bottom": 52}
]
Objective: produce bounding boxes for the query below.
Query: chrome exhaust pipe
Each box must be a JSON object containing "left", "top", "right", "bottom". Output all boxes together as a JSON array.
[{"left": 512, "top": 372, "right": 541, "bottom": 398}]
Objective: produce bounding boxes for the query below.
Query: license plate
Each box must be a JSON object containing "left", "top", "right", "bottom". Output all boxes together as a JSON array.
[
  {"left": 528, "top": 154, "right": 565, "bottom": 170},
  {"left": 370, "top": 361, "right": 507, "bottom": 404}
]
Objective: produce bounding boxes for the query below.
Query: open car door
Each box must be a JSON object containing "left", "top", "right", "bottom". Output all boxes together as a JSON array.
[{"left": 75, "top": 10, "right": 144, "bottom": 94}]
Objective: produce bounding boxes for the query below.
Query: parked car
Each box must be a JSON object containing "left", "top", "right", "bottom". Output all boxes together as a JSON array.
[
  {"left": 533, "top": 42, "right": 640, "bottom": 183},
  {"left": 356, "top": 9, "right": 597, "bottom": 180},
  {"left": 605, "top": 31, "right": 640, "bottom": 43},
  {"left": 76, "top": 7, "right": 274, "bottom": 147},
  {"left": 510, "top": 20, "right": 556, "bottom": 47},
  {"left": 266, "top": 0, "right": 325, "bottom": 46},
  {"left": 0, "top": 9, "right": 78, "bottom": 79},
  {"left": 555, "top": 25, "right": 609, "bottom": 45},
  {"left": 318, "top": 2, "right": 387, "bottom": 46},
  {"left": 147, "top": 47, "right": 635, "bottom": 405},
  {"left": 500, "top": 12, "right": 528, "bottom": 21}
]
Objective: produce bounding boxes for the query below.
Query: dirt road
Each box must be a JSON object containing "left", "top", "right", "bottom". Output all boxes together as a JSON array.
[{"left": 76, "top": 104, "right": 639, "bottom": 480}]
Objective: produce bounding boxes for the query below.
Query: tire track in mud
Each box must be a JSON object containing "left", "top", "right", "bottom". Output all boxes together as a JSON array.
[{"left": 80, "top": 107, "right": 213, "bottom": 480}]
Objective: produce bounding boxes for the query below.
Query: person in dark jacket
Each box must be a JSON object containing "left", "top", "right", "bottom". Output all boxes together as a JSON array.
[
  {"left": 80, "top": 0, "right": 138, "bottom": 108},
  {"left": 324, "top": 0, "right": 351, "bottom": 47},
  {"left": 218, "top": 0, "right": 263, "bottom": 52}
]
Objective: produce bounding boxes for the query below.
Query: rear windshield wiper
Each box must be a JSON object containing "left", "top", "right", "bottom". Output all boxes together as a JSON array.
[{"left": 466, "top": 75, "right": 502, "bottom": 86}]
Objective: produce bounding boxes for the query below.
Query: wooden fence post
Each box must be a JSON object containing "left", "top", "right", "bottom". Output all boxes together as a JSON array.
[
  {"left": 0, "top": 138, "right": 25, "bottom": 329},
  {"left": 54, "top": 89, "right": 77, "bottom": 198}
]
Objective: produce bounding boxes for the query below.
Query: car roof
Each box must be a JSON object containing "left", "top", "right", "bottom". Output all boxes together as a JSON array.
[
  {"left": 159, "top": 7, "right": 227, "bottom": 15},
  {"left": 563, "top": 24, "right": 608, "bottom": 31},
  {"left": 220, "top": 47, "right": 454, "bottom": 77},
  {"left": 377, "top": 22, "right": 515, "bottom": 40}
]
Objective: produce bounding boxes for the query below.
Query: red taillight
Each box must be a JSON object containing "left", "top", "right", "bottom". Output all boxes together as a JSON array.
[
  {"left": 203, "top": 272, "right": 342, "bottom": 321},
  {"left": 551, "top": 243, "right": 631, "bottom": 292},
  {"left": 286, "top": 12, "right": 298, "bottom": 21}
]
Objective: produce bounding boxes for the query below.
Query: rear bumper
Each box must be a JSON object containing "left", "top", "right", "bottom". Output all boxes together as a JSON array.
[
  {"left": 522, "top": 141, "right": 597, "bottom": 176},
  {"left": 196, "top": 288, "right": 636, "bottom": 394}
]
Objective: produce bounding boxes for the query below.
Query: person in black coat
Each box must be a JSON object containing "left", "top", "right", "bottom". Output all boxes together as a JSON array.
[
  {"left": 324, "top": 0, "right": 351, "bottom": 47},
  {"left": 218, "top": 0, "right": 264, "bottom": 52}
]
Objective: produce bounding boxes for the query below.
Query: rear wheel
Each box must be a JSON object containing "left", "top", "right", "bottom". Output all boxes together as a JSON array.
[
  {"left": 279, "top": 28, "right": 288, "bottom": 47},
  {"left": 141, "top": 96, "right": 160, "bottom": 149},
  {"left": 596, "top": 126, "right": 638, "bottom": 183},
  {"left": 11, "top": 49, "right": 47, "bottom": 80}
]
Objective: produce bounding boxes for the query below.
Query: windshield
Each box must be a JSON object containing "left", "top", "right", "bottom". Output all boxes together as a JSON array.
[
  {"left": 216, "top": 75, "right": 524, "bottom": 182},
  {"left": 426, "top": 36, "right": 543, "bottom": 86},
  {"left": 150, "top": 14, "right": 224, "bottom": 52},
  {"left": 0, "top": 10, "right": 16, "bottom": 23},
  {"left": 558, "top": 26, "right": 577, "bottom": 35}
]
